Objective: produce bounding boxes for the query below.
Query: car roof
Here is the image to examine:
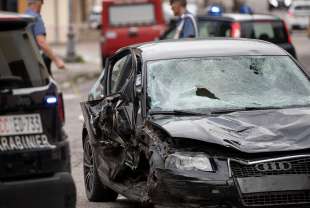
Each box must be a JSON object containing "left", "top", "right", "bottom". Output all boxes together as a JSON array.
[
  {"left": 130, "top": 39, "right": 288, "bottom": 61},
  {"left": 0, "top": 12, "right": 34, "bottom": 31},
  {"left": 0, "top": 12, "right": 34, "bottom": 23},
  {"left": 102, "top": 0, "right": 157, "bottom": 3},
  {"left": 198, "top": 13, "right": 281, "bottom": 22}
]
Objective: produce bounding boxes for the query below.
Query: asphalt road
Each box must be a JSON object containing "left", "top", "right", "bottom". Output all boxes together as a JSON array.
[{"left": 63, "top": 30, "right": 310, "bottom": 208}]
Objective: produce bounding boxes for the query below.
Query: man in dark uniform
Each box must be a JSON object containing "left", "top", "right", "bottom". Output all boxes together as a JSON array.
[
  {"left": 25, "top": 0, "right": 65, "bottom": 74},
  {"left": 170, "top": 0, "right": 198, "bottom": 39}
]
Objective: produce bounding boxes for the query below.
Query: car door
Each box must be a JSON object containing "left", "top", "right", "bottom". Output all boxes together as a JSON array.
[{"left": 81, "top": 49, "right": 139, "bottom": 182}]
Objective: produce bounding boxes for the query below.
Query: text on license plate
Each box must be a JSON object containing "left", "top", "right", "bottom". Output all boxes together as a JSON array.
[{"left": 0, "top": 114, "right": 43, "bottom": 136}]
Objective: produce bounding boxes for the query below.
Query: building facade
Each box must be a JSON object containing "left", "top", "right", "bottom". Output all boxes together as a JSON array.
[
  {"left": 11, "top": 0, "right": 99, "bottom": 44},
  {"left": 0, "top": 0, "right": 18, "bottom": 12}
]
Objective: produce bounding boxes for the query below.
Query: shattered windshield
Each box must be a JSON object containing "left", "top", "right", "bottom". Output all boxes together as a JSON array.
[{"left": 147, "top": 56, "right": 310, "bottom": 112}]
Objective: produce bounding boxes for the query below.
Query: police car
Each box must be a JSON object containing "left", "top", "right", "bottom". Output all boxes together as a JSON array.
[
  {"left": 161, "top": 12, "right": 297, "bottom": 59},
  {"left": 0, "top": 12, "right": 76, "bottom": 208}
]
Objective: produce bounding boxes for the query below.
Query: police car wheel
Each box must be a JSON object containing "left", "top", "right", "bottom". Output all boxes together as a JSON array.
[{"left": 83, "top": 134, "right": 118, "bottom": 202}]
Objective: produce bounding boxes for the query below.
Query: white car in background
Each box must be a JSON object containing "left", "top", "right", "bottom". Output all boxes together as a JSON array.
[{"left": 287, "top": 0, "right": 310, "bottom": 30}]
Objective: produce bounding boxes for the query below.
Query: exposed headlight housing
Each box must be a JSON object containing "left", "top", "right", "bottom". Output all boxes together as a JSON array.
[{"left": 165, "top": 152, "right": 214, "bottom": 172}]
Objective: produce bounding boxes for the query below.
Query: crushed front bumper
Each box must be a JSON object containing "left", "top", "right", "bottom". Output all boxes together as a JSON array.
[
  {"left": 149, "top": 168, "right": 240, "bottom": 208},
  {"left": 149, "top": 169, "right": 310, "bottom": 208},
  {"left": 0, "top": 172, "right": 76, "bottom": 208}
]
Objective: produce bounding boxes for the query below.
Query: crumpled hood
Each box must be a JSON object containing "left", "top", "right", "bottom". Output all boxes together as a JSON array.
[{"left": 150, "top": 108, "right": 310, "bottom": 153}]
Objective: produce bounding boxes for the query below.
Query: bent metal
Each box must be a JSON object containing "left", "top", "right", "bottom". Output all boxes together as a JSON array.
[{"left": 0, "top": 134, "right": 55, "bottom": 151}]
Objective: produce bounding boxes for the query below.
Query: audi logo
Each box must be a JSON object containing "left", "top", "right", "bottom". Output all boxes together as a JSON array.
[{"left": 255, "top": 161, "right": 292, "bottom": 172}]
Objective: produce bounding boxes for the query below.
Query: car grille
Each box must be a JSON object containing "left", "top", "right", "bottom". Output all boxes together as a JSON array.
[
  {"left": 231, "top": 157, "right": 310, "bottom": 178},
  {"left": 241, "top": 191, "right": 310, "bottom": 207}
]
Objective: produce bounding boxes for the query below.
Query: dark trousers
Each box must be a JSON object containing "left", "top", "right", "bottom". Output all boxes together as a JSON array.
[{"left": 42, "top": 53, "right": 52, "bottom": 76}]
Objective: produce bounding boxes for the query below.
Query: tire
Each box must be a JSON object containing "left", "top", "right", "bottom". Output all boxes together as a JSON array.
[{"left": 83, "top": 134, "right": 118, "bottom": 202}]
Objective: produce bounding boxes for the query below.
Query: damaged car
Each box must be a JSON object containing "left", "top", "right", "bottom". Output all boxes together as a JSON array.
[{"left": 81, "top": 39, "right": 310, "bottom": 208}]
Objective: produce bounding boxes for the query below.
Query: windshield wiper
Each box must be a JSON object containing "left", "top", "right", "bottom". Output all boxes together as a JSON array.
[
  {"left": 149, "top": 110, "right": 208, "bottom": 116},
  {"left": 210, "top": 106, "right": 283, "bottom": 115}
]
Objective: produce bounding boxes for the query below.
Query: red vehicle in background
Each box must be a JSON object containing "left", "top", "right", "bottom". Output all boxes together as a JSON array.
[{"left": 100, "top": 0, "right": 166, "bottom": 66}]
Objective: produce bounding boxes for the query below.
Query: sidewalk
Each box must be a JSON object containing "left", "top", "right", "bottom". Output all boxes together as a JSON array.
[{"left": 51, "top": 41, "right": 102, "bottom": 89}]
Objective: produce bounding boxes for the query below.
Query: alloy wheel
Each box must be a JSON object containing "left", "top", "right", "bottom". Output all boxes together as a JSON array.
[{"left": 83, "top": 139, "right": 95, "bottom": 193}]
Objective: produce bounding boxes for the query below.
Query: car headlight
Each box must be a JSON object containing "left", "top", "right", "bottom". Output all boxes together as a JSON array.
[{"left": 165, "top": 152, "right": 214, "bottom": 172}]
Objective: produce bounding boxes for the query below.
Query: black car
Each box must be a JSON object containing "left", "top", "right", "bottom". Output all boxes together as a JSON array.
[
  {"left": 161, "top": 13, "right": 297, "bottom": 59},
  {"left": 81, "top": 39, "right": 310, "bottom": 207},
  {"left": 0, "top": 13, "right": 76, "bottom": 208}
]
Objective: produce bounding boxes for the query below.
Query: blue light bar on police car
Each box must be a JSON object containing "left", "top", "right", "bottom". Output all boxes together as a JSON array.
[
  {"left": 45, "top": 96, "right": 58, "bottom": 104},
  {"left": 211, "top": 6, "right": 221, "bottom": 13},
  {"left": 207, "top": 5, "right": 223, "bottom": 16}
]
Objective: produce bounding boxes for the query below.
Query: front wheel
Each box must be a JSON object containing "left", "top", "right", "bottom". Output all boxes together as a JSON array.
[{"left": 83, "top": 134, "right": 118, "bottom": 202}]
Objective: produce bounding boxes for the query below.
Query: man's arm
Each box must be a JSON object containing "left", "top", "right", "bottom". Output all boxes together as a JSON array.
[
  {"left": 36, "top": 35, "right": 65, "bottom": 69},
  {"left": 182, "top": 17, "right": 197, "bottom": 38}
]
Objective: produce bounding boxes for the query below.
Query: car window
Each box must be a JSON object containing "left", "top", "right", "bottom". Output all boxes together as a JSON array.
[
  {"left": 109, "top": 4, "right": 155, "bottom": 27},
  {"left": 110, "top": 54, "right": 132, "bottom": 94},
  {"left": 147, "top": 56, "right": 310, "bottom": 112},
  {"left": 199, "top": 20, "right": 231, "bottom": 37},
  {"left": 294, "top": 5, "right": 310, "bottom": 11},
  {"left": 162, "top": 20, "right": 231, "bottom": 39},
  {"left": 0, "top": 30, "right": 48, "bottom": 89},
  {"left": 89, "top": 71, "right": 105, "bottom": 100},
  {"left": 241, "top": 21, "right": 287, "bottom": 44},
  {"left": 163, "top": 26, "right": 177, "bottom": 39}
]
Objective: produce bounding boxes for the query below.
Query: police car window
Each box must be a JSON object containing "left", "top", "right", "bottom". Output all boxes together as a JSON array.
[
  {"left": 295, "top": 5, "right": 310, "bottom": 11},
  {"left": 241, "top": 21, "right": 287, "bottom": 44},
  {"left": 110, "top": 55, "right": 130, "bottom": 94},
  {"left": 162, "top": 26, "right": 177, "bottom": 39},
  {"left": 0, "top": 30, "right": 48, "bottom": 90},
  {"left": 199, "top": 21, "right": 231, "bottom": 37}
]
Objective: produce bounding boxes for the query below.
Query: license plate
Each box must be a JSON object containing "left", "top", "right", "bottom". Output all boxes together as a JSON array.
[{"left": 0, "top": 114, "right": 43, "bottom": 136}]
